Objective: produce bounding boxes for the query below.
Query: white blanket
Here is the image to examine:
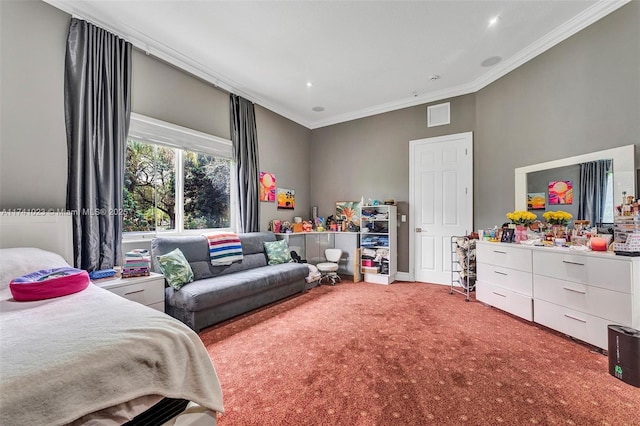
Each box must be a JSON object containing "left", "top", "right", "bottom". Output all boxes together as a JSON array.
[{"left": 0, "top": 284, "right": 224, "bottom": 426}]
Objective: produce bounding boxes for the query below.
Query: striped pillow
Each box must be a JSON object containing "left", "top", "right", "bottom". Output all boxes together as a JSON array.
[{"left": 203, "top": 232, "right": 244, "bottom": 266}]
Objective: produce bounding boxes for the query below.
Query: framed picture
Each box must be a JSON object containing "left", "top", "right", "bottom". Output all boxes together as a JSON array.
[
  {"left": 259, "top": 171, "right": 276, "bottom": 202},
  {"left": 548, "top": 181, "right": 573, "bottom": 205},
  {"left": 527, "top": 192, "right": 546, "bottom": 210},
  {"left": 500, "top": 227, "right": 515, "bottom": 243},
  {"left": 260, "top": 172, "right": 276, "bottom": 203},
  {"left": 335, "top": 201, "right": 361, "bottom": 228},
  {"left": 277, "top": 188, "right": 295, "bottom": 210}
]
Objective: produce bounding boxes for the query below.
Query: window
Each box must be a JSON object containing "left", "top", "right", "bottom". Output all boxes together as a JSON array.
[
  {"left": 124, "top": 113, "right": 235, "bottom": 238},
  {"left": 601, "top": 171, "right": 614, "bottom": 224}
]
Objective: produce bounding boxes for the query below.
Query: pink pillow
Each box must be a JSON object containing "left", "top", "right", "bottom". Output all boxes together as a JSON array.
[{"left": 9, "top": 267, "right": 90, "bottom": 301}]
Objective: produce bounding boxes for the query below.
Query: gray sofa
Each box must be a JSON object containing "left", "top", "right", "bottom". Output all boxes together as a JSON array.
[{"left": 151, "top": 232, "right": 308, "bottom": 332}]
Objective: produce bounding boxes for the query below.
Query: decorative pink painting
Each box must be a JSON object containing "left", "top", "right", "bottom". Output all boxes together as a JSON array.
[
  {"left": 259, "top": 172, "right": 275, "bottom": 202},
  {"left": 548, "top": 181, "right": 573, "bottom": 205}
]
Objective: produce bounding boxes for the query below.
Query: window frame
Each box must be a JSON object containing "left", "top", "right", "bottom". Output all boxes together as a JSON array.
[{"left": 123, "top": 113, "right": 236, "bottom": 241}]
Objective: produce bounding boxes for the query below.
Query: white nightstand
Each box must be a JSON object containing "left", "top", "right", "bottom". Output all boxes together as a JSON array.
[{"left": 94, "top": 272, "right": 165, "bottom": 312}]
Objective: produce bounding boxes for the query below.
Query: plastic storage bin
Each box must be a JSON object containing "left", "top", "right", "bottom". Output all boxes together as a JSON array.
[{"left": 608, "top": 325, "right": 640, "bottom": 387}]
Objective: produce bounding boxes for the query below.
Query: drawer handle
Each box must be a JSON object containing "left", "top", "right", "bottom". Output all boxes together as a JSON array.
[
  {"left": 562, "top": 287, "right": 586, "bottom": 295},
  {"left": 562, "top": 260, "right": 585, "bottom": 266},
  {"left": 494, "top": 271, "right": 508, "bottom": 276},
  {"left": 124, "top": 289, "right": 144, "bottom": 296},
  {"left": 564, "top": 314, "right": 587, "bottom": 323},
  {"left": 492, "top": 291, "right": 507, "bottom": 298},
  {"left": 493, "top": 250, "right": 507, "bottom": 254}
]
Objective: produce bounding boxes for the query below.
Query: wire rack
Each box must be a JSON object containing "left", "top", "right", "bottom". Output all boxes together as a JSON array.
[{"left": 450, "top": 236, "right": 476, "bottom": 301}]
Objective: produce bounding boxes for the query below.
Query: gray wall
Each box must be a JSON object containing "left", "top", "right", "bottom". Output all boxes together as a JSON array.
[
  {"left": 0, "top": 0, "right": 311, "bottom": 235},
  {"left": 0, "top": 0, "right": 70, "bottom": 209},
  {"left": 310, "top": 95, "right": 477, "bottom": 273},
  {"left": 2, "top": 1, "right": 638, "bottom": 277},
  {"left": 527, "top": 164, "right": 581, "bottom": 221},
  {"left": 475, "top": 1, "right": 640, "bottom": 229},
  {"left": 256, "top": 106, "right": 312, "bottom": 231},
  {"left": 310, "top": 1, "right": 639, "bottom": 273}
]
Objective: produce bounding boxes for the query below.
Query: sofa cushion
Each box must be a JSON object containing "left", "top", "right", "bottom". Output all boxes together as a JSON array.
[
  {"left": 263, "top": 239, "right": 292, "bottom": 265},
  {"left": 156, "top": 248, "right": 194, "bottom": 290},
  {"left": 166, "top": 263, "right": 308, "bottom": 312},
  {"left": 152, "top": 233, "right": 279, "bottom": 281}
]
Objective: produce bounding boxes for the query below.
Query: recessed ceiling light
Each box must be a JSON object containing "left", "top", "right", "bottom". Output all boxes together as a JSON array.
[
  {"left": 489, "top": 15, "right": 502, "bottom": 27},
  {"left": 481, "top": 56, "right": 502, "bottom": 67},
  {"left": 306, "top": 82, "right": 313, "bottom": 87},
  {"left": 312, "top": 106, "right": 324, "bottom": 112}
]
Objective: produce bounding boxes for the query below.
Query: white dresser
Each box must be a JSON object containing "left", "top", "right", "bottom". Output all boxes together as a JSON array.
[
  {"left": 94, "top": 272, "right": 165, "bottom": 312},
  {"left": 476, "top": 241, "right": 640, "bottom": 350},
  {"left": 476, "top": 242, "right": 533, "bottom": 320}
]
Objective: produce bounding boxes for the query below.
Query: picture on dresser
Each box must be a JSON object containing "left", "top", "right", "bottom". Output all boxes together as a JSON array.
[
  {"left": 548, "top": 180, "right": 573, "bottom": 205},
  {"left": 500, "top": 228, "right": 515, "bottom": 243}
]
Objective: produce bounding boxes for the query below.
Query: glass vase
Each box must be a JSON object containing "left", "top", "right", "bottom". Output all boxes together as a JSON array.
[{"left": 515, "top": 225, "right": 528, "bottom": 243}]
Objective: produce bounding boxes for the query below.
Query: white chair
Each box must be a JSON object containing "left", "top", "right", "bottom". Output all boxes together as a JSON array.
[{"left": 316, "top": 248, "right": 342, "bottom": 286}]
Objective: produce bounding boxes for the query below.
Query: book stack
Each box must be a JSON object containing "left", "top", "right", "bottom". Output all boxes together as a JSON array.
[{"left": 122, "top": 249, "right": 151, "bottom": 278}]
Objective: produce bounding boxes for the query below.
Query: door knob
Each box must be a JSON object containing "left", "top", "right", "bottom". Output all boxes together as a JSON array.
[{"left": 416, "top": 228, "right": 422, "bottom": 232}]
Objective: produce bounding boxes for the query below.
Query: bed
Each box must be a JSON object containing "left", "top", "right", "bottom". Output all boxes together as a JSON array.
[{"left": 0, "top": 214, "right": 224, "bottom": 425}]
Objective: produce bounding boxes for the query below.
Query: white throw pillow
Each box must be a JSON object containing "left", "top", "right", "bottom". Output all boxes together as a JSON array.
[{"left": 0, "top": 248, "right": 70, "bottom": 290}]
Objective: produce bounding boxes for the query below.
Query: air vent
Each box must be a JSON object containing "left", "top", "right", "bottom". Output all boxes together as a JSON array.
[{"left": 427, "top": 102, "right": 450, "bottom": 127}]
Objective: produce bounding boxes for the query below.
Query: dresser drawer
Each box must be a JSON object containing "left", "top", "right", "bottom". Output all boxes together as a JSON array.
[
  {"left": 476, "top": 280, "right": 533, "bottom": 321},
  {"left": 477, "top": 243, "right": 532, "bottom": 272},
  {"left": 533, "top": 275, "right": 632, "bottom": 325},
  {"left": 477, "top": 262, "right": 532, "bottom": 296},
  {"left": 533, "top": 250, "right": 631, "bottom": 293},
  {"left": 534, "top": 298, "right": 612, "bottom": 350}
]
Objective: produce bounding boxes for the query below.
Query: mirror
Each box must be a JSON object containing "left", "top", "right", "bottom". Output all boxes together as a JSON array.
[{"left": 514, "top": 145, "right": 636, "bottom": 222}]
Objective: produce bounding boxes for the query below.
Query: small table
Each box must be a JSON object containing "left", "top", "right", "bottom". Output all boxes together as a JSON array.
[{"left": 93, "top": 272, "right": 165, "bottom": 312}]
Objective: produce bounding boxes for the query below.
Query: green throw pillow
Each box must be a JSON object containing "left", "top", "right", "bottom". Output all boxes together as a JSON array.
[
  {"left": 263, "top": 239, "right": 292, "bottom": 265},
  {"left": 156, "top": 248, "right": 194, "bottom": 290}
]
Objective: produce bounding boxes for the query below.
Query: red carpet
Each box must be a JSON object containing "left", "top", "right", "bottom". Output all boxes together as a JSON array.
[{"left": 199, "top": 282, "right": 640, "bottom": 425}]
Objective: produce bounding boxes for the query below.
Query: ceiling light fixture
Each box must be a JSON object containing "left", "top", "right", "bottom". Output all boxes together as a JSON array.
[
  {"left": 488, "top": 15, "right": 502, "bottom": 27},
  {"left": 306, "top": 82, "right": 313, "bottom": 88},
  {"left": 312, "top": 106, "right": 324, "bottom": 112},
  {"left": 429, "top": 75, "right": 440, "bottom": 81},
  {"left": 481, "top": 56, "right": 502, "bottom": 67}
]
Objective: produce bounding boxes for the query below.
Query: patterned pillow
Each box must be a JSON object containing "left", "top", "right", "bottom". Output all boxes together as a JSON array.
[
  {"left": 263, "top": 239, "right": 292, "bottom": 265},
  {"left": 156, "top": 248, "right": 194, "bottom": 290}
]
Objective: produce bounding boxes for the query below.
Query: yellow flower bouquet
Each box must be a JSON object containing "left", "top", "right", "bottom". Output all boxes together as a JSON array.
[
  {"left": 506, "top": 210, "right": 537, "bottom": 226},
  {"left": 543, "top": 210, "right": 573, "bottom": 225}
]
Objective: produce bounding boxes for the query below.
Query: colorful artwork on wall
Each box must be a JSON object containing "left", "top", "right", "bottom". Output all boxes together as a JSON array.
[
  {"left": 259, "top": 171, "right": 276, "bottom": 202},
  {"left": 548, "top": 181, "right": 573, "bottom": 205},
  {"left": 335, "top": 201, "right": 361, "bottom": 227},
  {"left": 527, "top": 192, "right": 546, "bottom": 210},
  {"left": 277, "top": 188, "right": 295, "bottom": 210}
]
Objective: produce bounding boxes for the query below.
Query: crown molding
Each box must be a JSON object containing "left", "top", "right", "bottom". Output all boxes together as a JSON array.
[
  {"left": 44, "top": 0, "right": 630, "bottom": 131},
  {"left": 307, "top": 0, "right": 631, "bottom": 129}
]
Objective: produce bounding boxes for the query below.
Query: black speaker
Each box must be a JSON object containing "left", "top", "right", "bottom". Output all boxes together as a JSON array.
[{"left": 608, "top": 325, "right": 640, "bottom": 387}]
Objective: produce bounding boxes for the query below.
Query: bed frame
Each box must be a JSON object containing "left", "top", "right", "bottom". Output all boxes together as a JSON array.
[
  {"left": 0, "top": 212, "right": 220, "bottom": 425},
  {"left": 0, "top": 213, "right": 74, "bottom": 265}
]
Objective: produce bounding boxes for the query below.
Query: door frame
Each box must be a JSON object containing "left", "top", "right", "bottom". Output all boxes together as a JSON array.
[{"left": 408, "top": 131, "right": 473, "bottom": 282}]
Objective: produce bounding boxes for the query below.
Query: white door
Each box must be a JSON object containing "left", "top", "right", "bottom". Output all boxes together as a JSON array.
[{"left": 410, "top": 132, "right": 473, "bottom": 285}]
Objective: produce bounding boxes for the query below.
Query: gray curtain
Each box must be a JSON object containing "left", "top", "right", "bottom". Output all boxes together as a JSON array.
[
  {"left": 578, "top": 159, "right": 612, "bottom": 225},
  {"left": 64, "top": 18, "right": 132, "bottom": 270},
  {"left": 230, "top": 94, "right": 260, "bottom": 232}
]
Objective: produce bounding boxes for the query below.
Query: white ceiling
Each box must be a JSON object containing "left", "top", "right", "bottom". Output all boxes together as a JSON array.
[{"left": 45, "top": 0, "right": 628, "bottom": 129}]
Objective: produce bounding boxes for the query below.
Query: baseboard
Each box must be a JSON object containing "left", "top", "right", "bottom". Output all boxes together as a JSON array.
[{"left": 396, "top": 272, "right": 411, "bottom": 281}]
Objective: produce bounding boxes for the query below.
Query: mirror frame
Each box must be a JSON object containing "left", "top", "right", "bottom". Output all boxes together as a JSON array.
[{"left": 514, "top": 144, "right": 636, "bottom": 212}]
